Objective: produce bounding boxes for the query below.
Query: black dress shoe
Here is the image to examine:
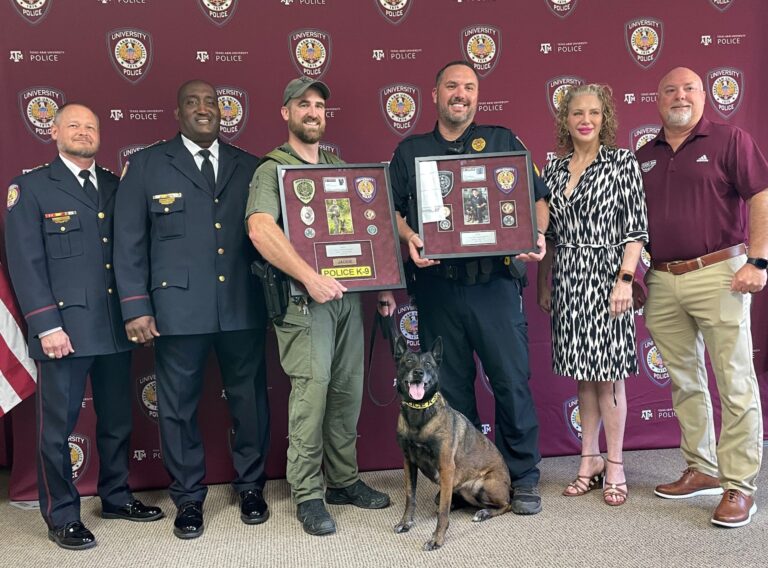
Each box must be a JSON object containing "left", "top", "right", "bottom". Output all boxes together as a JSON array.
[
  {"left": 102, "top": 499, "right": 165, "bottom": 522},
  {"left": 240, "top": 489, "right": 269, "bottom": 525},
  {"left": 48, "top": 521, "right": 97, "bottom": 550},
  {"left": 173, "top": 501, "right": 204, "bottom": 539}
]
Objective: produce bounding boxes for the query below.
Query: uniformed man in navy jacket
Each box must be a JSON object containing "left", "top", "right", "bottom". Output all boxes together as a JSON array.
[
  {"left": 113, "top": 80, "right": 270, "bottom": 539},
  {"left": 4, "top": 103, "right": 164, "bottom": 551}
]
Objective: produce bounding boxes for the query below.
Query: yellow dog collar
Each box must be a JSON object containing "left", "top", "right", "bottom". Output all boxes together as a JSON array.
[{"left": 402, "top": 392, "right": 440, "bottom": 410}]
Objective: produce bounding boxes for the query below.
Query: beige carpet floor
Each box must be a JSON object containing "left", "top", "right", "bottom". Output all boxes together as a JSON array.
[{"left": 3, "top": 448, "right": 766, "bottom": 568}]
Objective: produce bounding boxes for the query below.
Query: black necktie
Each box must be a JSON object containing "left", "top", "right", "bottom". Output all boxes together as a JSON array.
[
  {"left": 78, "top": 170, "right": 98, "bottom": 205},
  {"left": 199, "top": 149, "right": 216, "bottom": 193}
]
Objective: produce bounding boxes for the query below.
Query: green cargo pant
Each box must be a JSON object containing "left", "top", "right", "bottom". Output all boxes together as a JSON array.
[{"left": 273, "top": 294, "right": 364, "bottom": 504}]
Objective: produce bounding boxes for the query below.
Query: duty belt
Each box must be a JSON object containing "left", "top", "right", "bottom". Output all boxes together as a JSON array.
[
  {"left": 652, "top": 243, "right": 746, "bottom": 275},
  {"left": 421, "top": 257, "right": 513, "bottom": 285}
]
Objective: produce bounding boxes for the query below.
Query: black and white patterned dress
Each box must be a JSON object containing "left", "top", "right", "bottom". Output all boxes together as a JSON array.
[{"left": 542, "top": 146, "right": 648, "bottom": 382}]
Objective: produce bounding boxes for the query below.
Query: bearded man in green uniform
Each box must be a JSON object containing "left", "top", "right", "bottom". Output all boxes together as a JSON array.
[{"left": 246, "top": 77, "right": 390, "bottom": 537}]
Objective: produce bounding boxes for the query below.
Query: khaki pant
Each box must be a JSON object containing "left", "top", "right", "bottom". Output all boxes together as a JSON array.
[
  {"left": 273, "top": 295, "right": 364, "bottom": 504},
  {"left": 645, "top": 256, "right": 763, "bottom": 494}
]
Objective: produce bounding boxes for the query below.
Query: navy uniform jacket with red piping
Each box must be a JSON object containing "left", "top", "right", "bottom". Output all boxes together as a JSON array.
[
  {"left": 113, "top": 134, "right": 265, "bottom": 335},
  {"left": 4, "top": 157, "right": 132, "bottom": 360}
]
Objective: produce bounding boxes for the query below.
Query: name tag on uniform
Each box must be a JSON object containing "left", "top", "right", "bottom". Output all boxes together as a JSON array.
[
  {"left": 152, "top": 193, "right": 183, "bottom": 205},
  {"left": 44, "top": 210, "right": 77, "bottom": 223}
]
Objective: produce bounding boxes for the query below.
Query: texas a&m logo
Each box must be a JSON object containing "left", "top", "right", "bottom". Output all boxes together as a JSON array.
[
  {"left": 217, "top": 86, "right": 249, "bottom": 143},
  {"left": 289, "top": 29, "right": 332, "bottom": 79},
  {"left": 380, "top": 83, "right": 420, "bottom": 137},
  {"left": 546, "top": 76, "right": 585, "bottom": 116},
  {"left": 197, "top": 0, "right": 238, "bottom": 26},
  {"left": 625, "top": 18, "right": 664, "bottom": 69},
  {"left": 375, "top": 0, "right": 413, "bottom": 25},
  {"left": 10, "top": 0, "right": 51, "bottom": 25},
  {"left": 461, "top": 26, "right": 501, "bottom": 78},
  {"left": 18, "top": 86, "right": 66, "bottom": 143},
  {"left": 629, "top": 125, "right": 661, "bottom": 152},
  {"left": 707, "top": 67, "right": 743, "bottom": 120},
  {"left": 107, "top": 28, "right": 154, "bottom": 85},
  {"left": 545, "top": 0, "right": 579, "bottom": 18},
  {"left": 69, "top": 433, "right": 91, "bottom": 482}
]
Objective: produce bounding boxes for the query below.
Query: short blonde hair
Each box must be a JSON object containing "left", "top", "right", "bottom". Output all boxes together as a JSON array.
[{"left": 555, "top": 84, "right": 617, "bottom": 156}]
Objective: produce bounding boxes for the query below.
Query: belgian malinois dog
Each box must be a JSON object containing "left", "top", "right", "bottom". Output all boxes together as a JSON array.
[{"left": 393, "top": 336, "right": 512, "bottom": 551}]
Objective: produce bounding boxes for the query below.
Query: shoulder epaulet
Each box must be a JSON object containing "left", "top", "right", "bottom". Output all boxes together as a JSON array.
[
  {"left": 132, "top": 139, "right": 166, "bottom": 153},
  {"left": 119, "top": 139, "right": 166, "bottom": 179},
  {"left": 513, "top": 136, "right": 530, "bottom": 151},
  {"left": 224, "top": 141, "right": 251, "bottom": 155},
  {"left": 23, "top": 163, "right": 49, "bottom": 174}
]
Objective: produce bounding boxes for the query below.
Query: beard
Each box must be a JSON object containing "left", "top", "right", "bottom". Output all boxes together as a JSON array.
[
  {"left": 437, "top": 97, "right": 475, "bottom": 128},
  {"left": 665, "top": 106, "right": 693, "bottom": 127},
  {"left": 58, "top": 140, "right": 99, "bottom": 159},
  {"left": 289, "top": 116, "right": 325, "bottom": 144}
]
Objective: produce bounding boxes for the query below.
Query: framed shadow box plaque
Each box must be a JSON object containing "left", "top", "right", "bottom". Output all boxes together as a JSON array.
[
  {"left": 277, "top": 163, "right": 406, "bottom": 295},
  {"left": 415, "top": 151, "right": 538, "bottom": 259}
]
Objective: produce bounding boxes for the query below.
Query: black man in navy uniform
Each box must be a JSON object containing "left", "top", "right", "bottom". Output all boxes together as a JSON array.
[
  {"left": 113, "top": 80, "right": 270, "bottom": 539},
  {"left": 380, "top": 61, "right": 550, "bottom": 515},
  {"left": 4, "top": 103, "right": 163, "bottom": 551}
]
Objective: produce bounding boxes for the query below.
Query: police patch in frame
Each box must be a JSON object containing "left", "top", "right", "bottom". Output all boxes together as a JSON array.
[
  {"left": 354, "top": 177, "right": 377, "bottom": 203},
  {"left": 293, "top": 178, "right": 316, "bottom": 204}
]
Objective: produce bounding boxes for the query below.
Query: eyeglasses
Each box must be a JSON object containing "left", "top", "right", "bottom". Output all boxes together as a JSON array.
[{"left": 661, "top": 85, "right": 703, "bottom": 97}]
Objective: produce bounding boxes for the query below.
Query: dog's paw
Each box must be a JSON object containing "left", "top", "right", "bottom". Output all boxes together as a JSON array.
[
  {"left": 472, "top": 509, "right": 491, "bottom": 522},
  {"left": 394, "top": 521, "right": 414, "bottom": 533},
  {"left": 423, "top": 539, "right": 443, "bottom": 551}
]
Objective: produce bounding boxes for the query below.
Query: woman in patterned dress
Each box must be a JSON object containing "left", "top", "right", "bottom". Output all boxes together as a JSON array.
[{"left": 537, "top": 84, "right": 648, "bottom": 506}]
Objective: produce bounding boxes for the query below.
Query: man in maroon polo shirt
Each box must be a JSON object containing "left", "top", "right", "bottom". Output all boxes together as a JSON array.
[{"left": 637, "top": 66, "right": 768, "bottom": 528}]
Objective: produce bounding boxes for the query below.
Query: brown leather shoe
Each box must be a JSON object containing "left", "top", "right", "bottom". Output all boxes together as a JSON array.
[
  {"left": 654, "top": 467, "right": 723, "bottom": 499},
  {"left": 711, "top": 489, "right": 757, "bottom": 528}
]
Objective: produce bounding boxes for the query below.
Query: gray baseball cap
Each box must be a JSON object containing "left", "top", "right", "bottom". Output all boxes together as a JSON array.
[{"left": 282, "top": 76, "right": 331, "bottom": 105}]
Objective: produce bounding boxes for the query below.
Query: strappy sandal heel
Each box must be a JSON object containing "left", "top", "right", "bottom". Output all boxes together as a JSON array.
[
  {"left": 562, "top": 454, "right": 606, "bottom": 497},
  {"left": 603, "top": 458, "right": 628, "bottom": 506}
]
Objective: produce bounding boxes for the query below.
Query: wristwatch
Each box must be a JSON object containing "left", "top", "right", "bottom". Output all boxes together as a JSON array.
[
  {"left": 746, "top": 257, "right": 768, "bottom": 270},
  {"left": 617, "top": 269, "right": 634, "bottom": 283}
]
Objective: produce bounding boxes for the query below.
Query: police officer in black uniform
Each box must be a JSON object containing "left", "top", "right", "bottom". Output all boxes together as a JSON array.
[
  {"left": 4, "top": 103, "right": 163, "bottom": 551},
  {"left": 385, "top": 61, "right": 551, "bottom": 515},
  {"left": 113, "top": 80, "right": 270, "bottom": 539}
]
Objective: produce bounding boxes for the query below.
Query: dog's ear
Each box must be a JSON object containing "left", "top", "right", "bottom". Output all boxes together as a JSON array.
[
  {"left": 431, "top": 336, "right": 443, "bottom": 366},
  {"left": 394, "top": 334, "right": 408, "bottom": 360}
]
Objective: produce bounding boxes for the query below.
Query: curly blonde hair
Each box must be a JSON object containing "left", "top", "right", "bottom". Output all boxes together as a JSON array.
[{"left": 555, "top": 84, "right": 617, "bottom": 156}]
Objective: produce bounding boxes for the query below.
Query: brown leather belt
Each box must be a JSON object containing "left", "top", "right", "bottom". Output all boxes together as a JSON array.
[{"left": 652, "top": 243, "right": 746, "bottom": 275}]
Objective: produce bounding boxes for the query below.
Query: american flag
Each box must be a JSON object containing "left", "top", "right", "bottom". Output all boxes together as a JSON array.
[{"left": 0, "top": 263, "right": 37, "bottom": 417}]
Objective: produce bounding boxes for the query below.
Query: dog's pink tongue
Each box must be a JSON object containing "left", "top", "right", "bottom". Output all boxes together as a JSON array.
[{"left": 409, "top": 383, "right": 426, "bottom": 401}]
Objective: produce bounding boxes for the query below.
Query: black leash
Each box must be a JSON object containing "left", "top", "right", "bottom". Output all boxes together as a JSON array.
[{"left": 365, "top": 308, "right": 398, "bottom": 407}]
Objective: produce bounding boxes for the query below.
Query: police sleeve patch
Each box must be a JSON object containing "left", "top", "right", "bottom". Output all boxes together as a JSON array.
[{"left": 7, "top": 184, "right": 20, "bottom": 211}]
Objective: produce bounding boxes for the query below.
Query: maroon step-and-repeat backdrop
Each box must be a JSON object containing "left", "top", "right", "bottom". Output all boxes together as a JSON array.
[{"left": 1, "top": 0, "right": 766, "bottom": 501}]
